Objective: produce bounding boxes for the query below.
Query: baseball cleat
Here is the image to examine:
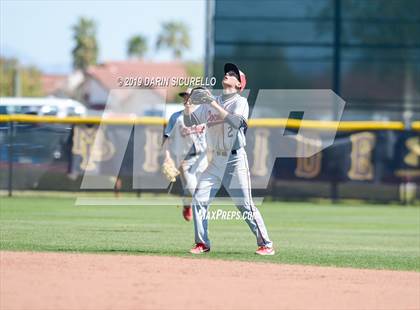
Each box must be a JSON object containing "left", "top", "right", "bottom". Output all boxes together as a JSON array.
[
  {"left": 189, "top": 243, "right": 210, "bottom": 254},
  {"left": 255, "top": 246, "right": 275, "bottom": 256},
  {"left": 182, "top": 206, "right": 192, "bottom": 221}
]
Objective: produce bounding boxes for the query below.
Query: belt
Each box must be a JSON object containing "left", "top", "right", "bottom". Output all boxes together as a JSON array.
[
  {"left": 185, "top": 152, "right": 201, "bottom": 159},
  {"left": 215, "top": 149, "right": 238, "bottom": 156}
]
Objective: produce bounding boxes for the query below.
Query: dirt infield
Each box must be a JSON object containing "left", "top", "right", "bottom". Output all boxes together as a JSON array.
[{"left": 1, "top": 251, "right": 419, "bottom": 310}]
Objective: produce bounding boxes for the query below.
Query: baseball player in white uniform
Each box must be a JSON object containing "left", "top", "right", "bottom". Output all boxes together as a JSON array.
[
  {"left": 187, "top": 63, "right": 275, "bottom": 255},
  {"left": 163, "top": 88, "right": 208, "bottom": 221}
]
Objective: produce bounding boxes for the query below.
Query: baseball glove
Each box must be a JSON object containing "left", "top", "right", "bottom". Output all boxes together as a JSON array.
[
  {"left": 188, "top": 87, "right": 214, "bottom": 105},
  {"left": 162, "top": 157, "right": 180, "bottom": 183}
]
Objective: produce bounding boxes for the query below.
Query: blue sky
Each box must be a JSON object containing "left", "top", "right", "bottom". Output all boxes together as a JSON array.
[{"left": 0, "top": 0, "right": 205, "bottom": 74}]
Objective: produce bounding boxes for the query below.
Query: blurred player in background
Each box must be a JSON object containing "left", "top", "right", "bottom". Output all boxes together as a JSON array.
[{"left": 162, "top": 88, "right": 208, "bottom": 221}]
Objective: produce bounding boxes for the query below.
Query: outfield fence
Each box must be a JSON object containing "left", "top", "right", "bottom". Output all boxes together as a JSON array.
[{"left": 0, "top": 115, "right": 419, "bottom": 204}]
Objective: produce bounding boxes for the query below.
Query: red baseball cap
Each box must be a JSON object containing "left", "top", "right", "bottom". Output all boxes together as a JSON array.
[
  {"left": 224, "top": 63, "right": 246, "bottom": 92},
  {"left": 178, "top": 87, "right": 193, "bottom": 98}
]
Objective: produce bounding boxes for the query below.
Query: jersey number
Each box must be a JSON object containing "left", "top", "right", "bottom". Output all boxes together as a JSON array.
[{"left": 227, "top": 126, "right": 233, "bottom": 138}]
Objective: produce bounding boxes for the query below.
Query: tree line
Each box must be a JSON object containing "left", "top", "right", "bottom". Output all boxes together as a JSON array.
[
  {"left": 1, "top": 17, "right": 194, "bottom": 97},
  {"left": 73, "top": 17, "right": 191, "bottom": 71}
]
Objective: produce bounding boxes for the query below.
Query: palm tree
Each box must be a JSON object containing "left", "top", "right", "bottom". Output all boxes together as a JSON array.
[
  {"left": 127, "top": 35, "right": 148, "bottom": 59},
  {"left": 156, "top": 21, "right": 190, "bottom": 59},
  {"left": 72, "top": 17, "right": 98, "bottom": 71}
]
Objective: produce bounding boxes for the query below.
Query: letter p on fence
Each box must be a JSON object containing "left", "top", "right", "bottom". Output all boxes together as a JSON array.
[{"left": 249, "top": 90, "right": 346, "bottom": 189}]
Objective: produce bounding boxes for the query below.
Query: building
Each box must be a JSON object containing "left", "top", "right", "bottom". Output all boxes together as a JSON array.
[
  {"left": 40, "top": 74, "right": 67, "bottom": 97},
  {"left": 79, "top": 61, "right": 188, "bottom": 114},
  {"left": 41, "top": 71, "right": 84, "bottom": 99}
]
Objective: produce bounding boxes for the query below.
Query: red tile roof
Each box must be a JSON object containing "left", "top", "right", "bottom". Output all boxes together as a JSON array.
[
  {"left": 41, "top": 74, "right": 67, "bottom": 95},
  {"left": 86, "top": 60, "right": 188, "bottom": 100}
]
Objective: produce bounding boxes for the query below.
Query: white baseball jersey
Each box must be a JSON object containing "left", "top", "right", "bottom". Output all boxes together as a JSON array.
[
  {"left": 192, "top": 94, "right": 249, "bottom": 152},
  {"left": 164, "top": 110, "right": 207, "bottom": 167},
  {"left": 164, "top": 110, "right": 208, "bottom": 205},
  {"left": 190, "top": 93, "right": 273, "bottom": 249}
]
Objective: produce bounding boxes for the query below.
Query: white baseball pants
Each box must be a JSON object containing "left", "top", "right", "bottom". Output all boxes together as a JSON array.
[{"left": 192, "top": 148, "right": 273, "bottom": 248}]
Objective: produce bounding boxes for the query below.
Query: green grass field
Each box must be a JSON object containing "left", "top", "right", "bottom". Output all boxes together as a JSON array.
[{"left": 0, "top": 196, "right": 419, "bottom": 271}]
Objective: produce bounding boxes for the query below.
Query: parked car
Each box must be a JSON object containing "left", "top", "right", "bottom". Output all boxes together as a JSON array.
[{"left": 0, "top": 97, "right": 87, "bottom": 117}]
